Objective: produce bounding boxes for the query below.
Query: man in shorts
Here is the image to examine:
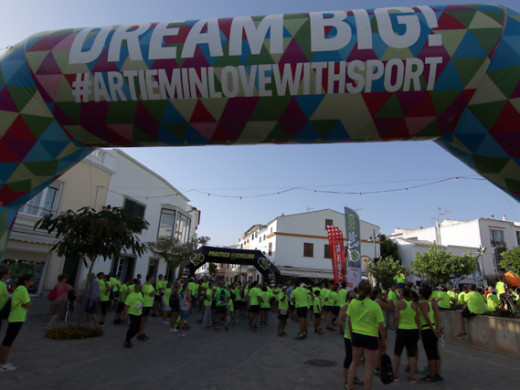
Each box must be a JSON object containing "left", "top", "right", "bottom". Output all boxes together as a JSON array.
[
  {"left": 292, "top": 282, "right": 311, "bottom": 340},
  {"left": 457, "top": 284, "right": 486, "bottom": 337}
]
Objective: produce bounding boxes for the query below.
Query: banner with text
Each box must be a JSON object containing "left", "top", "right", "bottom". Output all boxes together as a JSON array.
[
  {"left": 345, "top": 207, "right": 362, "bottom": 289},
  {"left": 326, "top": 225, "right": 346, "bottom": 284}
]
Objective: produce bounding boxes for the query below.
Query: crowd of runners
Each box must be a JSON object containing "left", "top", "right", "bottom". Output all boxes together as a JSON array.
[{"left": 1, "top": 265, "right": 520, "bottom": 390}]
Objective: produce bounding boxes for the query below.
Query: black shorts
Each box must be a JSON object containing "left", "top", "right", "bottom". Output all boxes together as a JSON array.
[
  {"left": 215, "top": 306, "right": 227, "bottom": 316},
  {"left": 460, "top": 307, "right": 476, "bottom": 318},
  {"left": 394, "top": 329, "right": 419, "bottom": 357},
  {"left": 313, "top": 311, "right": 321, "bottom": 319},
  {"left": 100, "top": 300, "right": 110, "bottom": 315},
  {"left": 421, "top": 328, "right": 440, "bottom": 360},
  {"left": 261, "top": 307, "right": 269, "bottom": 312},
  {"left": 278, "top": 310, "right": 288, "bottom": 320},
  {"left": 235, "top": 301, "right": 244, "bottom": 310},
  {"left": 296, "top": 307, "right": 308, "bottom": 318},
  {"left": 116, "top": 301, "right": 125, "bottom": 314},
  {"left": 344, "top": 337, "right": 353, "bottom": 368},
  {"left": 324, "top": 305, "right": 332, "bottom": 312},
  {"left": 351, "top": 332, "right": 378, "bottom": 351},
  {"left": 249, "top": 305, "right": 260, "bottom": 314},
  {"left": 332, "top": 306, "right": 340, "bottom": 316},
  {"left": 142, "top": 306, "right": 152, "bottom": 317},
  {"left": 154, "top": 295, "right": 162, "bottom": 303}
]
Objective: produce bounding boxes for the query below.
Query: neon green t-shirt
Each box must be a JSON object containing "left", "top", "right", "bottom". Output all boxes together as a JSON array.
[
  {"left": 125, "top": 291, "right": 144, "bottom": 316},
  {"left": 465, "top": 291, "right": 486, "bottom": 314},
  {"left": 228, "top": 298, "right": 234, "bottom": 312},
  {"left": 328, "top": 291, "right": 339, "bottom": 307},
  {"left": 496, "top": 281, "right": 506, "bottom": 296},
  {"left": 338, "top": 289, "right": 348, "bottom": 307},
  {"left": 387, "top": 289, "right": 397, "bottom": 306},
  {"left": 394, "top": 274, "right": 406, "bottom": 284},
  {"left": 313, "top": 296, "right": 321, "bottom": 314},
  {"left": 164, "top": 287, "right": 172, "bottom": 306},
  {"left": 142, "top": 283, "right": 155, "bottom": 307},
  {"left": 98, "top": 279, "right": 110, "bottom": 302},
  {"left": 398, "top": 300, "right": 418, "bottom": 330},
  {"left": 0, "top": 280, "right": 8, "bottom": 310},
  {"left": 487, "top": 294, "right": 499, "bottom": 311},
  {"left": 109, "top": 277, "right": 120, "bottom": 292},
  {"left": 437, "top": 291, "right": 451, "bottom": 309},
  {"left": 347, "top": 298, "right": 384, "bottom": 337},
  {"left": 118, "top": 284, "right": 129, "bottom": 303},
  {"left": 260, "top": 291, "right": 271, "bottom": 309},
  {"left": 292, "top": 286, "right": 310, "bottom": 308},
  {"left": 204, "top": 289, "right": 213, "bottom": 306},
  {"left": 458, "top": 291, "right": 467, "bottom": 305},
  {"left": 248, "top": 287, "right": 262, "bottom": 306},
  {"left": 278, "top": 292, "right": 289, "bottom": 310},
  {"left": 8, "top": 285, "right": 30, "bottom": 323}
]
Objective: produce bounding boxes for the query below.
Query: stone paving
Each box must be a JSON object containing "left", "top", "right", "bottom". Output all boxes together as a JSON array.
[{"left": 0, "top": 309, "right": 519, "bottom": 390}]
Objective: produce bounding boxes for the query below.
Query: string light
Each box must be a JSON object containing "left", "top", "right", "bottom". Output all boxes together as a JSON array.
[{"left": 95, "top": 175, "right": 484, "bottom": 201}]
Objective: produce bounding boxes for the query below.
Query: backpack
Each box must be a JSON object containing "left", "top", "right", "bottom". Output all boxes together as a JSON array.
[
  {"left": 380, "top": 353, "right": 394, "bottom": 384},
  {"left": 0, "top": 298, "right": 11, "bottom": 320},
  {"left": 48, "top": 286, "right": 58, "bottom": 301}
]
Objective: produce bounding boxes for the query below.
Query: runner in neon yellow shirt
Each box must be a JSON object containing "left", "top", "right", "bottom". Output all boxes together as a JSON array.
[
  {"left": 1, "top": 274, "right": 34, "bottom": 371},
  {"left": 292, "top": 283, "right": 311, "bottom": 339},
  {"left": 137, "top": 274, "right": 156, "bottom": 341},
  {"left": 123, "top": 282, "right": 143, "bottom": 348},
  {"left": 277, "top": 286, "right": 289, "bottom": 336},
  {"left": 313, "top": 290, "right": 323, "bottom": 334}
]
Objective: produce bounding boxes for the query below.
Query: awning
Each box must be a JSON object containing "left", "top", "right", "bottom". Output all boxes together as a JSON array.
[{"left": 278, "top": 267, "right": 333, "bottom": 279}]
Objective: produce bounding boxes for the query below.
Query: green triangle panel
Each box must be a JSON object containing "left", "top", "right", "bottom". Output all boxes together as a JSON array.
[
  {"left": 23, "top": 160, "right": 59, "bottom": 176},
  {"left": 468, "top": 101, "right": 508, "bottom": 130},
  {"left": 488, "top": 66, "right": 520, "bottom": 97},
  {"left": 106, "top": 101, "right": 138, "bottom": 123},
  {"left": 266, "top": 123, "right": 291, "bottom": 142},
  {"left": 472, "top": 155, "right": 510, "bottom": 174},
  {"left": 375, "top": 94, "right": 404, "bottom": 118},
  {"left": 249, "top": 96, "right": 291, "bottom": 120},
  {"left": 447, "top": 10, "right": 478, "bottom": 28},
  {"left": 452, "top": 57, "right": 487, "bottom": 87}
]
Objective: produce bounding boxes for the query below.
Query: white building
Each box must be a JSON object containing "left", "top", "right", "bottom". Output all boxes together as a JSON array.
[
  {"left": 391, "top": 217, "right": 520, "bottom": 283},
  {"left": 4, "top": 149, "right": 200, "bottom": 295},
  {"left": 237, "top": 209, "right": 381, "bottom": 281}
]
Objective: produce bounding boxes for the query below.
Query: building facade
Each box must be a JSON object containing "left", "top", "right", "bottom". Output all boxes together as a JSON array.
[
  {"left": 236, "top": 209, "right": 381, "bottom": 281},
  {"left": 3, "top": 149, "right": 199, "bottom": 294},
  {"left": 391, "top": 216, "right": 520, "bottom": 283}
]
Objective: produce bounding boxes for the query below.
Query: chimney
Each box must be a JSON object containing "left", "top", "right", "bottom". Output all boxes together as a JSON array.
[{"left": 503, "top": 215, "right": 507, "bottom": 221}]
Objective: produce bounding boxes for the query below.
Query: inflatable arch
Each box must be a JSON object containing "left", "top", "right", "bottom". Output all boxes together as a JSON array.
[{"left": 1, "top": 4, "right": 520, "bottom": 261}]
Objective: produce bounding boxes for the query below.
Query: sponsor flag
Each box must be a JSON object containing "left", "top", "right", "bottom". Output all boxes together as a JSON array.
[
  {"left": 345, "top": 207, "right": 362, "bottom": 289},
  {"left": 326, "top": 225, "right": 346, "bottom": 284}
]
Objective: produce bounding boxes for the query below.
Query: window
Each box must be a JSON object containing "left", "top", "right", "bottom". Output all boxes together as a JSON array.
[
  {"left": 516, "top": 231, "right": 520, "bottom": 245},
  {"left": 19, "top": 186, "right": 60, "bottom": 217},
  {"left": 124, "top": 198, "right": 145, "bottom": 219},
  {"left": 158, "top": 208, "right": 176, "bottom": 239},
  {"left": 490, "top": 230, "right": 505, "bottom": 247},
  {"left": 268, "top": 242, "right": 272, "bottom": 256},
  {"left": 174, "top": 213, "right": 191, "bottom": 243},
  {"left": 325, "top": 219, "right": 333, "bottom": 228},
  {"left": 324, "top": 244, "right": 331, "bottom": 259},
  {"left": 304, "top": 243, "right": 314, "bottom": 257},
  {"left": 157, "top": 208, "right": 191, "bottom": 243}
]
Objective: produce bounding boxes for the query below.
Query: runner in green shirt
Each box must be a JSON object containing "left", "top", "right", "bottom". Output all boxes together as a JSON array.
[
  {"left": 277, "top": 286, "right": 289, "bottom": 337},
  {"left": 313, "top": 290, "right": 323, "bottom": 334},
  {"left": 123, "top": 282, "right": 143, "bottom": 348},
  {"left": 214, "top": 283, "right": 230, "bottom": 331},
  {"left": 291, "top": 283, "right": 311, "bottom": 339},
  {"left": 114, "top": 279, "right": 130, "bottom": 324},
  {"left": 1, "top": 274, "right": 34, "bottom": 371},
  {"left": 137, "top": 274, "right": 156, "bottom": 341},
  {"left": 0, "top": 268, "right": 10, "bottom": 332}
]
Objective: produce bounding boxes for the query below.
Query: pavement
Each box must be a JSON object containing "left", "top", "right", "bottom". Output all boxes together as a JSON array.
[{"left": 0, "top": 308, "right": 519, "bottom": 390}]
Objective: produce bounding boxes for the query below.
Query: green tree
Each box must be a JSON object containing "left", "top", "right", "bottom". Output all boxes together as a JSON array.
[
  {"left": 35, "top": 206, "right": 149, "bottom": 283},
  {"left": 411, "top": 242, "right": 478, "bottom": 286},
  {"left": 380, "top": 234, "right": 401, "bottom": 262},
  {"left": 499, "top": 246, "right": 520, "bottom": 277},
  {"left": 148, "top": 235, "right": 210, "bottom": 281},
  {"left": 366, "top": 256, "right": 403, "bottom": 287},
  {"left": 208, "top": 262, "right": 217, "bottom": 277}
]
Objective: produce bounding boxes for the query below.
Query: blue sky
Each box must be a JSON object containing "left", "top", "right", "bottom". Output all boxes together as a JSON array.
[{"left": 3, "top": 1, "right": 520, "bottom": 246}]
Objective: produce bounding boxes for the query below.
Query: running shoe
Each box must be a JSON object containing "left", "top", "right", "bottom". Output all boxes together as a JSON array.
[
  {"left": 435, "top": 375, "right": 443, "bottom": 382},
  {"left": 0, "top": 364, "right": 16, "bottom": 372},
  {"left": 421, "top": 375, "right": 437, "bottom": 383},
  {"left": 407, "top": 376, "right": 417, "bottom": 384},
  {"left": 353, "top": 377, "right": 364, "bottom": 385},
  {"left": 456, "top": 332, "right": 468, "bottom": 338}
]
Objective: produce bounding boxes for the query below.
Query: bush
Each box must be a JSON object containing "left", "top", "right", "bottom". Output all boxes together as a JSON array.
[{"left": 45, "top": 325, "right": 104, "bottom": 340}]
